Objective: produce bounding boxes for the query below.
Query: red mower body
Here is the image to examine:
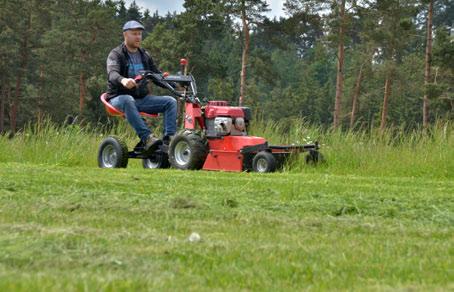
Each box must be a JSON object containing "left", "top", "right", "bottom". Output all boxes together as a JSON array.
[
  {"left": 203, "top": 136, "right": 267, "bottom": 172},
  {"left": 181, "top": 100, "right": 311, "bottom": 172}
]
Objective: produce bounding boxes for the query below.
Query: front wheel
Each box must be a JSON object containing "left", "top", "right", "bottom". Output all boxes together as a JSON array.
[
  {"left": 305, "top": 150, "right": 325, "bottom": 165},
  {"left": 169, "top": 132, "right": 208, "bottom": 170},
  {"left": 252, "top": 151, "right": 277, "bottom": 173},
  {"left": 98, "top": 136, "right": 129, "bottom": 168}
]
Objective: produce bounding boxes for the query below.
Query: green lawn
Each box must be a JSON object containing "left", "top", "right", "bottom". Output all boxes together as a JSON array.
[{"left": 0, "top": 162, "right": 452, "bottom": 291}]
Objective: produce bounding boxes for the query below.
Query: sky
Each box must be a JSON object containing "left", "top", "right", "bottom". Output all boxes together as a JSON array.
[{"left": 124, "top": 0, "right": 287, "bottom": 19}]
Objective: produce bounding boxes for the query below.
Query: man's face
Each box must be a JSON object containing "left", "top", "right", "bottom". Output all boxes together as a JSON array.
[{"left": 123, "top": 29, "right": 142, "bottom": 48}]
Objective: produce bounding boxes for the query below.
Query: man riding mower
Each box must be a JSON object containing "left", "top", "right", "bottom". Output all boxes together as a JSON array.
[{"left": 98, "top": 20, "right": 322, "bottom": 173}]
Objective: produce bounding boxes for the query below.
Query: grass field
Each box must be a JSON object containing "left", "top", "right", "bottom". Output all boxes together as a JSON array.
[{"left": 0, "top": 120, "right": 453, "bottom": 290}]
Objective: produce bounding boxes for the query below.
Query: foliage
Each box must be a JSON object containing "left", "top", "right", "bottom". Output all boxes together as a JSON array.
[{"left": 0, "top": 0, "right": 452, "bottom": 132}]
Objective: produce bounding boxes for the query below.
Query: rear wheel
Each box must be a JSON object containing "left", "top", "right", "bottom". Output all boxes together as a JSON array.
[
  {"left": 252, "top": 151, "right": 277, "bottom": 173},
  {"left": 142, "top": 152, "right": 170, "bottom": 169},
  {"left": 169, "top": 132, "right": 208, "bottom": 170},
  {"left": 98, "top": 136, "right": 129, "bottom": 168},
  {"left": 305, "top": 150, "right": 324, "bottom": 165}
]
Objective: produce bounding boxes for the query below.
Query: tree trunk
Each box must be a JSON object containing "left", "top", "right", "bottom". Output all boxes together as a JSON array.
[
  {"left": 350, "top": 64, "right": 363, "bottom": 128},
  {"left": 333, "top": 0, "right": 346, "bottom": 129},
  {"left": 0, "top": 87, "right": 5, "bottom": 133},
  {"left": 11, "top": 8, "right": 32, "bottom": 134},
  {"left": 79, "top": 72, "right": 86, "bottom": 114},
  {"left": 6, "top": 87, "right": 11, "bottom": 132},
  {"left": 239, "top": 3, "right": 250, "bottom": 107},
  {"left": 11, "top": 76, "right": 21, "bottom": 133},
  {"left": 380, "top": 74, "right": 393, "bottom": 132},
  {"left": 37, "top": 65, "right": 45, "bottom": 124},
  {"left": 423, "top": 0, "right": 433, "bottom": 128}
]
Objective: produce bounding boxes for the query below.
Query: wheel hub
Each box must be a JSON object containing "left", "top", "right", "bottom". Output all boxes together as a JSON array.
[
  {"left": 102, "top": 145, "right": 117, "bottom": 168},
  {"left": 256, "top": 157, "right": 268, "bottom": 172},
  {"left": 174, "top": 141, "right": 191, "bottom": 166},
  {"left": 143, "top": 156, "right": 160, "bottom": 168}
]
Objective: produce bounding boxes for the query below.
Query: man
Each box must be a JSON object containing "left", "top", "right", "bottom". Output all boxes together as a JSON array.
[{"left": 106, "top": 20, "right": 177, "bottom": 150}]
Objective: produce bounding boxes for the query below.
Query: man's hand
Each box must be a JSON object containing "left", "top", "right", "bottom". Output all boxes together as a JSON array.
[{"left": 121, "top": 78, "right": 137, "bottom": 89}]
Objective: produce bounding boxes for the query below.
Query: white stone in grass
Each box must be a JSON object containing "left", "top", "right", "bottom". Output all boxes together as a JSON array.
[{"left": 188, "top": 232, "right": 201, "bottom": 242}]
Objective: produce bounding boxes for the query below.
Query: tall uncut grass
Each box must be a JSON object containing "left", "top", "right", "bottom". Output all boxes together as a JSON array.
[
  {"left": 0, "top": 118, "right": 452, "bottom": 178},
  {"left": 250, "top": 118, "right": 453, "bottom": 178},
  {"left": 0, "top": 119, "right": 136, "bottom": 168}
]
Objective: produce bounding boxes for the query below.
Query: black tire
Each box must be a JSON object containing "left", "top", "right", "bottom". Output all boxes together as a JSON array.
[
  {"left": 142, "top": 152, "right": 170, "bottom": 169},
  {"left": 169, "top": 132, "right": 208, "bottom": 170},
  {"left": 305, "top": 150, "right": 325, "bottom": 165},
  {"left": 252, "top": 151, "right": 277, "bottom": 173},
  {"left": 98, "top": 136, "right": 129, "bottom": 168}
]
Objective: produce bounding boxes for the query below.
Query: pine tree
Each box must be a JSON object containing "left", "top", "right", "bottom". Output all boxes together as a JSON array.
[
  {"left": 224, "top": 0, "right": 269, "bottom": 106},
  {"left": 285, "top": 0, "right": 358, "bottom": 128}
]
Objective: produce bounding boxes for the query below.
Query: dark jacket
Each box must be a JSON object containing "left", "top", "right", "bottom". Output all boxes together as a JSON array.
[{"left": 106, "top": 43, "right": 166, "bottom": 100}]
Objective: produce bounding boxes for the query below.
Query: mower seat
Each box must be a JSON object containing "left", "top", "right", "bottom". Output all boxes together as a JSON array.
[{"left": 100, "top": 93, "right": 158, "bottom": 118}]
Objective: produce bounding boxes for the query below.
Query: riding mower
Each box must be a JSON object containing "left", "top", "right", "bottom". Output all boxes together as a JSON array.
[{"left": 98, "top": 59, "right": 322, "bottom": 173}]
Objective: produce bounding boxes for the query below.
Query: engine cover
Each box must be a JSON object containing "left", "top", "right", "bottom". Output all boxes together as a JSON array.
[
  {"left": 204, "top": 101, "right": 249, "bottom": 137},
  {"left": 205, "top": 101, "right": 245, "bottom": 119}
]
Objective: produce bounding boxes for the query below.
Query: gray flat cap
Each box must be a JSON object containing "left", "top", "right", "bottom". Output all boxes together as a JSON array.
[{"left": 123, "top": 20, "right": 145, "bottom": 31}]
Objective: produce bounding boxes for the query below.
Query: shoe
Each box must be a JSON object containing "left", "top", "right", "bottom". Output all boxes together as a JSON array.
[
  {"left": 163, "top": 135, "right": 175, "bottom": 146},
  {"left": 144, "top": 134, "right": 162, "bottom": 152}
]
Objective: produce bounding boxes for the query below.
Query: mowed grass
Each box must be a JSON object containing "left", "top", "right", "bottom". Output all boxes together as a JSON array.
[
  {"left": 0, "top": 163, "right": 453, "bottom": 291},
  {"left": 0, "top": 120, "right": 453, "bottom": 290}
]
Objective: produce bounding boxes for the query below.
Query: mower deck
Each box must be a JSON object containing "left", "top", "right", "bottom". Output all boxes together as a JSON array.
[{"left": 201, "top": 135, "right": 319, "bottom": 172}]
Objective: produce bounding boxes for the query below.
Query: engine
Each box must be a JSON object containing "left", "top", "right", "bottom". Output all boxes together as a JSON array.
[{"left": 204, "top": 101, "right": 251, "bottom": 137}]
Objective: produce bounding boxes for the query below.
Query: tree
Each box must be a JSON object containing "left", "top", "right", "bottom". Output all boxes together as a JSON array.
[
  {"left": 285, "top": 0, "right": 358, "bottom": 128},
  {"left": 423, "top": 0, "right": 434, "bottom": 128},
  {"left": 345, "top": 2, "right": 378, "bottom": 128},
  {"left": 224, "top": 0, "right": 269, "bottom": 106},
  {"left": 0, "top": 0, "right": 48, "bottom": 133},
  {"left": 431, "top": 26, "right": 454, "bottom": 120},
  {"left": 126, "top": 0, "right": 142, "bottom": 20},
  {"left": 0, "top": 0, "right": 17, "bottom": 132},
  {"left": 333, "top": 0, "right": 346, "bottom": 129},
  {"left": 40, "top": 0, "right": 119, "bottom": 118},
  {"left": 1, "top": 0, "right": 453, "bottom": 132},
  {"left": 366, "top": 0, "right": 420, "bottom": 131}
]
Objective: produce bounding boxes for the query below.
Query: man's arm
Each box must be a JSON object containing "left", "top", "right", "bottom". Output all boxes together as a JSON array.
[
  {"left": 107, "top": 51, "right": 136, "bottom": 89},
  {"left": 107, "top": 51, "right": 123, "bottom": 85}
]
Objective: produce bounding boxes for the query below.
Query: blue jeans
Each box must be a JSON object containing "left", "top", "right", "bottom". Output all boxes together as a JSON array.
[{"left": 110, "top": 94, "right": 177, "bottom": 142}]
